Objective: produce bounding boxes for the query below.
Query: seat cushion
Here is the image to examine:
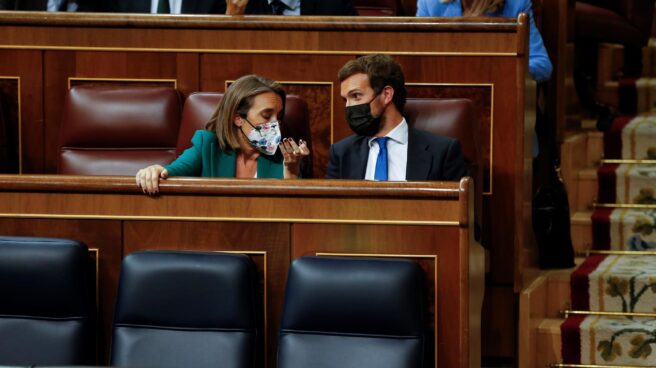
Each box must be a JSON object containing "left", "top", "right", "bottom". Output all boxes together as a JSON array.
[
  {"left": 0, "top": 236, "right": 93, "bottom": 365},
  {"left": 110, "top": 251, "right": 260, "bottom": 368}
]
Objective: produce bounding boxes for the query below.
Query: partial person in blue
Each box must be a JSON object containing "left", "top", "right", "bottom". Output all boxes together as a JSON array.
[{"left": 416, "top": 0, "right": 553, "bottom": 82}]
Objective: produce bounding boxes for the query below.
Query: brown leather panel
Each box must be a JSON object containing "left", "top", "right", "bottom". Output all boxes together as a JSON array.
[
  {"left": 405, "top": 98, "right": 482, "bottom": 226},
  {"left": 59, "top": 150, "right": 177, "bottom": 176},
  {"left": 59, "top": 85, "right": 181, "bottom": 148},
  {"left": 176, "top": 92, "right": 221, "bottom": 157},
  {"left": 405, "top": 98, "right": 479, "bottom": 170},
  {"left": 354, "top": 0, "right": 398, "bottom": 15}
]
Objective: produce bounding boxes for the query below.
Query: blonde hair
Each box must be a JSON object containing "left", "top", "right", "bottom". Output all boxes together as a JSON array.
[
  {"left": 205, "top": 74, "right": 286, "bottom": 152},
  {"left": 440, "top": 0, "right": 505, "bottom": 16}
]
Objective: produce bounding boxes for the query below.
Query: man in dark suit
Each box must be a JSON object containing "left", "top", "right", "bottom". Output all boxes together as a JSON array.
[
  {"left": 224, "top": 0, "right": 356, "bottom": 15},
  {"left": 326, "top": 54, "right": 468, "bottom": 181},
  {"left": 107, "top": 0, "right": 221, "bottom": 13},
  {"left": 0, "top": 0, "right": 102, "bottom": 11},
  {"left": 107, "top": 0, "right": 355, "bottom": 14}
]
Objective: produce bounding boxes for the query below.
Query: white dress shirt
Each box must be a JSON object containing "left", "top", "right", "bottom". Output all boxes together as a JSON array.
[
  {"left": 364, "top": 118, "right": 409, "bottom": 181},
  {"left": 150, "top": 0, "right": 183, "bottom": 14},
  {"left": 48, "top": 0, "right": 77, "bottom": 11},
  {"left": 268, "top": 0, "right": 300, "bottom": 15}
]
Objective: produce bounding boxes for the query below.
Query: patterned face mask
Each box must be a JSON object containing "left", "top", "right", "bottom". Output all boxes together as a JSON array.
[{"left": 241, "top": 118, "right": 282, "bottom": 156}]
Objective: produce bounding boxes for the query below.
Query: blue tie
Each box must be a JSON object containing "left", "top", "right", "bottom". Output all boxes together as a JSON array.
[{"left": 374, "top": 137, "right": 389, "bottom": 181}]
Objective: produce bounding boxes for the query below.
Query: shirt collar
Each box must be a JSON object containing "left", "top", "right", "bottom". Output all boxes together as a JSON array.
[
  {"left": 268, "top": 0, "right": 300, "bottom": 10},
  {"left": 367, "top": 118, "right": 408, "bottom": 147}
]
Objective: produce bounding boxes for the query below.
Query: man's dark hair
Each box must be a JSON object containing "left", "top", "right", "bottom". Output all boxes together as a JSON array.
[{"left": 338, "top": 54, "right": 407, "bottom": 113}]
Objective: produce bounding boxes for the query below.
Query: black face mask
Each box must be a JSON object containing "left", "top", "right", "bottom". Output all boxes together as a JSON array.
[{"left": 345, "top": 94, "right": 382, "bottom": 136}]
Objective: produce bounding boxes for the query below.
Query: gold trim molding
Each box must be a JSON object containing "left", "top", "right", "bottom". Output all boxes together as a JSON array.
[
  {"left": 315, "top": 252, "right": 439, "bottom": 368},
  {"left": 586, "top": 250, "right": 656, "bottom": 256},
  {"left": 0, "top": 76, "right": 21, "bottom": 173},
  {"left": 0, "top": 45, "right": 518, "bottom": 57},
  {"left": 594, "top": 203, "right": 656, "bottom": 209},
  {"left": 552, "top": 364, "right": 652, "bottom": 368},
  {"left": 406, "top": 82, "right": 494, "bottom": 195},
  {"left": 601, "top": 159, "right": 656, "bottom": 164},
  {"left": 0, "top": 213, "right": 460, "bottom": 226},
  {"left": 562, "top": 310, "right": 656, "bottom": 318}
]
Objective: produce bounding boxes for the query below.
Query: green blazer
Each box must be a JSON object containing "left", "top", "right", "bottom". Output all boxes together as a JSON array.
[{"left": 165, "top": 130, "right": 284, "bottom": 178}]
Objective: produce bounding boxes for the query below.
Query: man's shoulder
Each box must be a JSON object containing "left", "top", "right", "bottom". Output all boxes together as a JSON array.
[
  {"left": 410, "top": 127, "right": 458, "bottom": 147},
  {"left": 331, "top": 134, "right": 367, "bottom": 152}
]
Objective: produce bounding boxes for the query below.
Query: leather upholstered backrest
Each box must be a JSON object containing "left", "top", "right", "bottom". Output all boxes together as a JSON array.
[
  {"left": 110, "top": 251, "right": 260, "bottom": 368},
  {"left": 278, "top": 256, "right": 426, "bottom": 368},
  {"left": 58, "top": 85, "right": 182, "bottom": 175},
  {"left": 178, "top": 92, "right": 313, "bottom": 177},
  {"left": 405, "top": 97, "right": 481, "bottom": 204},
  {"left": 353, "top": 0, "right": 398, "bottom": 15},
  {"left": 0, "top": 236, "right": 94, "bottom": 365}
]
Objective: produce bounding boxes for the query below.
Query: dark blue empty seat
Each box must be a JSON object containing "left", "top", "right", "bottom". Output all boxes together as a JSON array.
[
  {"left": 0, "top": 236, "right": 94, "bottom": 365},
  {"left": 278, "top": 256, "right": 426, "bottom": 368},
  {"left": 110, "top": 251, "right": 260, "bottom": 368}
]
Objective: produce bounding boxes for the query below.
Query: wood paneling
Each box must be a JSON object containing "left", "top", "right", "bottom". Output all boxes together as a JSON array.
[
  {"left": 123, "top": 221, "right": 289, "bottom": 368},
  {"left": 0, "top": 78, "right": 19, "bottom": 173},
  {"left": 0, "top": 50, "right": 42, "bottom": 173},
  {"left": 0, "top": 13, "right": 530, "bottom": 361},
  {"left": 0, "top": 175, "right": 478, "bottom": 368},
  {"left": 292, "top": 223, "right": 461, "bottom": 368}
]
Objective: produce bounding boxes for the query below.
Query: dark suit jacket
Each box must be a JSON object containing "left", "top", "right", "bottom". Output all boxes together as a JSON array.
[
  {"left": 0, "top": 0, "right": 103, "bottom": 10},
  {"left": 326, "top": 128, "right": 469, "bottom": 181},
  {"left": 108, "top": 0, "right": 356, "bottom": 14},
  {"left": 108, "top": 0, "right": 222, "bottom": 13},
  {"left": 213, "top": 0, "right": 357, "bottom": 15}
]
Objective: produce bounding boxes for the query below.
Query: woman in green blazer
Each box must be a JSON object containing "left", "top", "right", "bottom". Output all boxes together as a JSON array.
[{"left": 136, "top": 74, "right": 309, "bottom": 194}]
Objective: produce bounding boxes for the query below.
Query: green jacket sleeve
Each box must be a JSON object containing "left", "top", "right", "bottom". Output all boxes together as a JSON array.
[{"left": 165, "top": 130, "right": 205, "bottom": 177}]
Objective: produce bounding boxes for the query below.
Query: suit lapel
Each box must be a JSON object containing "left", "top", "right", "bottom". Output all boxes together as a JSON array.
[
  {"left": 299, "top": 0, "right": 310, "bottom": 15},
  {"left": 405, "top": 128, "right": 432, "bottom": 181},
  {"left": 217, "top": 149, "right": 236, "bottom": 177},
  {"left": 348, "top": 137, "right": 369, "bottom": 179},
  {"left": 17, "top": 0, "right": 46, "bottom": 10},
  {"left": 131, "top": 0, "right": 150, "bottom": 12},
  {"left": 181, "top": 0, "right": 196, "bottom": 13}
]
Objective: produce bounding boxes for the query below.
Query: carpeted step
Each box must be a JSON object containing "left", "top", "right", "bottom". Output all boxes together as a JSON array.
[
  {"left": 592, "top": 208, "right": 656, "bottom": 251},
  {"left": 604, "top": 115, "right": 656, "bottom": 160},
  {"left": 571, "top": 254, "right": 656, "bottom": 313},
  {"left": 597, "top": 163, "right": 656, "bottom": 204},
  {"left": 561, "top": 314, "right": 656, "bottom": 366}
]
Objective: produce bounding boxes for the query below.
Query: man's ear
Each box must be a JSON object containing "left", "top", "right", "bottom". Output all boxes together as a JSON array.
[{"left": 382, "top": 85, "right": 395, "bottom": 105}]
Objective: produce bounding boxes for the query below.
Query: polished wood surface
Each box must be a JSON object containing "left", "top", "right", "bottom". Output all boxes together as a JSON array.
[
  {"left": 0, "top": 174, "right": 481, "bottom": 368},
  {"left": 0, "top": 12, "right": 529, "bottom": 359}
]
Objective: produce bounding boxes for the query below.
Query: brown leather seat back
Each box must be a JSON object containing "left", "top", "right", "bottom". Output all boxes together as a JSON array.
[
  {"left": 58, "top": 85, "right": 181, "bottom": 175},
  {"left": 178, "top": 92, "right": 313, "bottom": 178},
  {"left": 353, "top": 0, "right": 398, "bottom": 15},
  {"left": 405, "top": 98, "right": 482, "bottom": 224}
]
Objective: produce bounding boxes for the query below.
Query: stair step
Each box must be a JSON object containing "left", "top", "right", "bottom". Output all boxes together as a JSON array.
[
  {"left": 574, "top": 169, "right": 598, "bottom": 212},
  {"left": 562, "top": 314, "right": 656, "bottom": 366},
  {"left": 571, "top": 254, "right": 656, "bottom": 313},
  {"left": 537, "top": 318, "right": 564, "bottom": 367},
  {"left": 571, "top": 211, "right": 593, "bottom": 253}
]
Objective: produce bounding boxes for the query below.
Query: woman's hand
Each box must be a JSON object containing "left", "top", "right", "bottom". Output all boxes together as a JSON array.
[
  {"left": 136, "top": 164, "right": 168, "bottom": 194},
  {"left": 280, "top": 138, "right": 310, "bottom": 179},
  {"left": 226, "top": 0, "right": 248, "bottom": 15}
]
